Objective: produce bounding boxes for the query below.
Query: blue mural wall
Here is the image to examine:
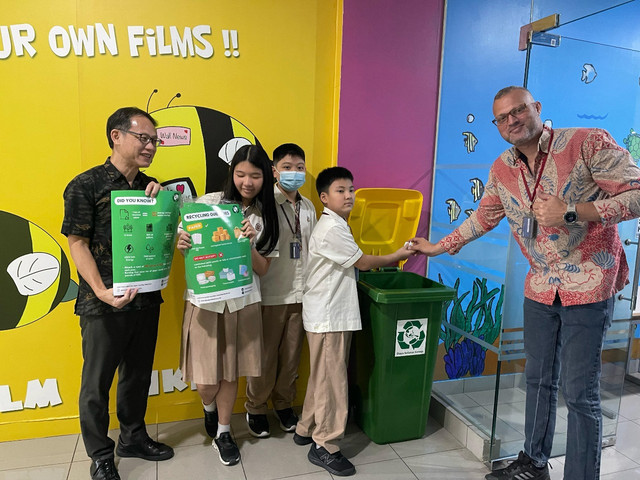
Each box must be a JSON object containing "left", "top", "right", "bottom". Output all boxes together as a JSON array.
[{"left": 430, "top": 0, "right": 640, "bottom": 379}]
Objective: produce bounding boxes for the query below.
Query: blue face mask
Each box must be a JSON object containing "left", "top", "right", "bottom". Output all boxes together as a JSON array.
[{"left": 277, "top": 170, "right": 306, "bottom": 192}]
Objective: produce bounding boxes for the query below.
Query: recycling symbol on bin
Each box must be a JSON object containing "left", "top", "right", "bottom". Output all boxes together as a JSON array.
[{"left": 397, "top": 320, "right": 426, "bottom": 350}]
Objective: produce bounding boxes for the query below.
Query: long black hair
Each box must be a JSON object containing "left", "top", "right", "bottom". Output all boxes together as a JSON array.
[{"left": 223, "top": 144, "right": 279, "bottom": 255}]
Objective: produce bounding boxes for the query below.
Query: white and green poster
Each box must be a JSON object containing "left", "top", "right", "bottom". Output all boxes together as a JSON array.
[
  {"left": 395, "top": 318, "right": 428, "bottom": 357},
  {"left": 111, "top": 190, "right": 181, "bottom": 295},
  {"left": 181, "top": 202, "right": 253, "bottom": 304}
]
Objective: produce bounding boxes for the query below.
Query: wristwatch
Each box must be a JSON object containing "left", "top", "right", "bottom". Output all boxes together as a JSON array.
[{"left": 564, "top": 203, "right": 578, "bottom": 224}]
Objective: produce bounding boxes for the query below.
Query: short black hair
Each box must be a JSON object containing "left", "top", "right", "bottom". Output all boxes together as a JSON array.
[
  {"left": 106, "top": 107, "right": 157, "bottom": 148},
  {"left": 315, "top": 166, "right": 353, "bottom": 195},
  {"left": 273, "top": 143, "right": 305, "bottom": 164},
  {"left": 494, "top": 86, "right": 532, "bottom": 101}
]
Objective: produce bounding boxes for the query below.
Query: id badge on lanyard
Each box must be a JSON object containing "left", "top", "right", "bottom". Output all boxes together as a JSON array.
[
  {"left": 520, "top": 130, "right": 553, "bottom": 240},
  {"left": 522, "top": 212, "right": 537, "bottom": 239},
  {"left": 281, "top": 202, "right": 302, "bottom": 259}
]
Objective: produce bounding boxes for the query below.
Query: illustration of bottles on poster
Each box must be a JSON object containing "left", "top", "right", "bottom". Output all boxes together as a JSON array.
[
  {"left": 180, "top": 201, "right": 252, "bottom": 303},
  {"left": 111, "top": 190, "right": 181, "bottom": 295}
]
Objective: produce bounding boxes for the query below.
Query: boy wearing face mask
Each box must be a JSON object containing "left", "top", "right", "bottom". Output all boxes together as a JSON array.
[{"left": 245, "top": 143, "right": 317, "bottom": 438}]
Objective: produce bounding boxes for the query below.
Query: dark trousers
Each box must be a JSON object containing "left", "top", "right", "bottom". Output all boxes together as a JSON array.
[
  {"left": 523, "top": 295, "right": 613, "bottom": 480},
  {"left": 79, "top": 306, "right": 160, "bottom": 460}
]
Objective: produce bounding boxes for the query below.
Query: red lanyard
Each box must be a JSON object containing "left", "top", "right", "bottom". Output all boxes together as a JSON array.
[{"left": 520, "top": 130, "right": 554, "bottom": 209}]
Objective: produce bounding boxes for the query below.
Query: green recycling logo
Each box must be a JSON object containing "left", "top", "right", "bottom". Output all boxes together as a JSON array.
[{"left": 395, "top": 319, "right": 427, "bottom": 357}]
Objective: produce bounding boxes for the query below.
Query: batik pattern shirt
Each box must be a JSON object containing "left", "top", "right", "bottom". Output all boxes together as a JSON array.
[
  {"left": 440, "top": 127, "right": 640, "bottom": 306},
  {"left": 62, "top": 158, "right": 163, "bottom": 316}
]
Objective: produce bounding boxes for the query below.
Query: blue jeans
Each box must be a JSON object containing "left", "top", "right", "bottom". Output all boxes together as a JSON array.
[{"left": 523, "top": 295, "right": 613, "bottom": 480}]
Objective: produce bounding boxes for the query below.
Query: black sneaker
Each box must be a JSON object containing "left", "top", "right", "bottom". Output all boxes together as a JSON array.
[
  {"left": 90, "top": 458, "right": 121, "bottom": 480},
  {"left": 275, "top": 407, "right": 298, "bottom": 432},
  {"left": 308, "top": 444, "right": 355, "bottom": 477},
  {"left": 204, "top": 408, "right": 218, "bottom": 437},
  {"left": 246, "top": 412, "right": 270, "bottom": 437},
  {"left": 212, "top": 432, "right": 241, "bottom": 466},
  {"left": 293, "top": 432, "right": 313, "bottom": 446},
  {"left": 485, "top": 451, "right": 550, "bottom": 479},
  {"left": 116, "top": 437, "right": 174, "bottom": 461}
]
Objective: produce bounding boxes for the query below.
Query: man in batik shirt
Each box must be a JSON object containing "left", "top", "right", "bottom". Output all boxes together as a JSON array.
[{"left": 409, "top": 86, "right": 640, "bottom": 480}]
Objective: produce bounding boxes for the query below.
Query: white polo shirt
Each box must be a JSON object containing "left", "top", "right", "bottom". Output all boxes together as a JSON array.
[
  {"left": 186, "top": 192, "right": 275, "bottom": 314},
  {"left": 261, "top": 186, "right": 317, "bottom": 306},
  {"left": 302, "top": 207, "right": 364, "bottom": 333}
]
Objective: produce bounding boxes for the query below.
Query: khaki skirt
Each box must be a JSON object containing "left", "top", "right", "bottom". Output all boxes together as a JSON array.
[{"left": 180, "top": 301, "right": 262, "bottom": 384}]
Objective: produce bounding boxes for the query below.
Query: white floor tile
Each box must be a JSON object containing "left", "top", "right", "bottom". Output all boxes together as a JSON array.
[
  {"left": 389, "top": 417, "right": 463, "bottom": 458},
  {"left": 3, "top": 378, "right": 638, "bottom": 480},
  {"left": 620, "top": 393, "right": 640, "bottom": 421},
  {"left": 548, "top": 457, "right": 564, "bottom": 480},
  {"left": 601, "top": 447, "right": 640, "bottom": 476},
  {"left": 0, "top": 434, "right": 78, "bottom": 470},
  {"left": 278, "top": 473, "right": 332, "bottom": 480},
  {"left": 157, "top": 443, "right": 245, "bottom": 480},
  {"left": 602, "top": 467, "right": 640, "bottom": 479},
  {"left": 350, "top": 458, "right": 418, "bottom": 479},
  {"left": 463, "top": 406, "right": 524, "bottom": 443},
  {"left": 612, "top": 421, "right": 640, "bottom": 462},
  {"left": 116, "top": 457, "right": 157, "bottom": 480},
  {"left": 340, "top": 424, "right": 400, "bottom": 465},
  {"left": 405, "top": 448, "right": 490, "bottom": 479},
  {"left": 443, "top": 393, "right": 481, "bottom": 409},
  {"left": 157, "top": 418, "right": 209, "bottom": 449},
  {"left": 0, "top": 465, "right": 69, "bottom": 480},
  {"left": 67, "top": 460, "right": 91, "bottom": 480},
  {"left": 465, "top": 387, "right": 526, "bottom": 406}
]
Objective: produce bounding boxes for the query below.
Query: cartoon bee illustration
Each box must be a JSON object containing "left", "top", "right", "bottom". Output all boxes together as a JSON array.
[
  {"left": 0, "top": 211, "right": 78, "bottom": 331},
  {"left": 143, "top": 92, "right": 262, "bottom": 198}
]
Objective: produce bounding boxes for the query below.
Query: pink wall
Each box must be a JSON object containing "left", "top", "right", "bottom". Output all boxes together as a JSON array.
[{"left": 338, "top": 0, "right": 444, "bottom": 273}]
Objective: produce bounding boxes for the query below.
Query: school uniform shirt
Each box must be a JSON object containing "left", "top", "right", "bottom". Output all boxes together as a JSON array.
[
  {"left": 302, "top": 207, "right": 363, "bottom": 333},
  {"left": 186, "top": 192, "right": 276, "bottom": 313},
  {"left": 260, "top": 186, "right": 317, "bottom": 306}
]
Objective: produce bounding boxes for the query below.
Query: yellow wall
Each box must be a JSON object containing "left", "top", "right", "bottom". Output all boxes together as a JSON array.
[{"left": 0, "top": 0, "right": 342, "bottom": 441}]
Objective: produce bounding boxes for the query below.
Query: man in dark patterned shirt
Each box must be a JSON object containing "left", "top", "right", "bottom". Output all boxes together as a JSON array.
[{"left": 62, "top": 107, "right": 174, "bottom": 480}]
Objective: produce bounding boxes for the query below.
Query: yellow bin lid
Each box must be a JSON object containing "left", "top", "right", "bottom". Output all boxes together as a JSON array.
[{"left": 349, "top": 188, "right": 423, "bottom": 268}]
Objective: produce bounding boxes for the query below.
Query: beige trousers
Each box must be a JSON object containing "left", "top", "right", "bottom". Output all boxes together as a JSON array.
[
  {"left": 295, "top": 331, "right": 352, "bottom": 453},
  {"left": 245, "top": 303, "right": 305, "bottom": 413}
]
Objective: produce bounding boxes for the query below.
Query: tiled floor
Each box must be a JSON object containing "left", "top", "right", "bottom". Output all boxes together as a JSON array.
[{"left": 3, "top": 382, "right": 640, "bottom": 479}]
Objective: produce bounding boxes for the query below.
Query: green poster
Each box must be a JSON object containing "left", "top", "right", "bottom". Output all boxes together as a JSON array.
[
  {"left": 111, "top": 190, "right": 181, "bottom": 295},
  {"left": 180, "top": 202, "right": 253, "bottom": 303}
]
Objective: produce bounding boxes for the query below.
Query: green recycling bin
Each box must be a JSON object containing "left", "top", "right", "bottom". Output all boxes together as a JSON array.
[{"left": 352, "top": 269, "right": 455, "bottom": 444}]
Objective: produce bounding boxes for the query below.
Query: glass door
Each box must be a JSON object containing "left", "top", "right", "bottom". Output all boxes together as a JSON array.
[{"left": 521, "top": 0, "right": 640, "bottom": 459}]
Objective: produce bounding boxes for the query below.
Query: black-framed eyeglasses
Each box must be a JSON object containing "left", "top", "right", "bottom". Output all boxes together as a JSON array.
[
  {"left": 121, "top": 130, "right": 162, "bottom": 147},
  {"left": 491, "top": 103, "right": 535, "bottom": 126}
]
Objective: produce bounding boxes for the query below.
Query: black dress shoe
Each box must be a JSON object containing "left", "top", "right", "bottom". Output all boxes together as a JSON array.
[
  {"left": 116, "top": 437, "right": 174, "bottom": 461},
  {"left": 90, "top": 458, "right": 121, "bottom": 480}
]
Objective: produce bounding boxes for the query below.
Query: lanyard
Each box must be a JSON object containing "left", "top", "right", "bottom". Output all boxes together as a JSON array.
[
  {"left": 520, "top": 130, "right": 554, "bottom": 209},
  {"left": 280, "top": 201, "right": 301, "bottom": 241}
]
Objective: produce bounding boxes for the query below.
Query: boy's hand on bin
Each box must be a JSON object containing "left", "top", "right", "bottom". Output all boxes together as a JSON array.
[
  {"left": 407, "top": 237, "right": 445, "bottom": 257},
  {"left": 395, "top": 244, "right": 414, "bottom": 262}
]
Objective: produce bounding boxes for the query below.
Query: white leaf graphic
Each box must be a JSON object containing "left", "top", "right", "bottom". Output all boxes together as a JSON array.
[
  {"left": 7, "top": 253, "right": 60, "bottom": 296},
  {"left": 218, "top": 137, "right": 252, "bottom": 165}
]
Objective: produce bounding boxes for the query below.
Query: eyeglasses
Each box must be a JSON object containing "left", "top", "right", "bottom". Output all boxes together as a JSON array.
[
  {"left": 492, "top": 103, "right": 534, "bottom": 126},
  {"left": 121, "top": 130, "right": 162, "bottom": 147}
]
